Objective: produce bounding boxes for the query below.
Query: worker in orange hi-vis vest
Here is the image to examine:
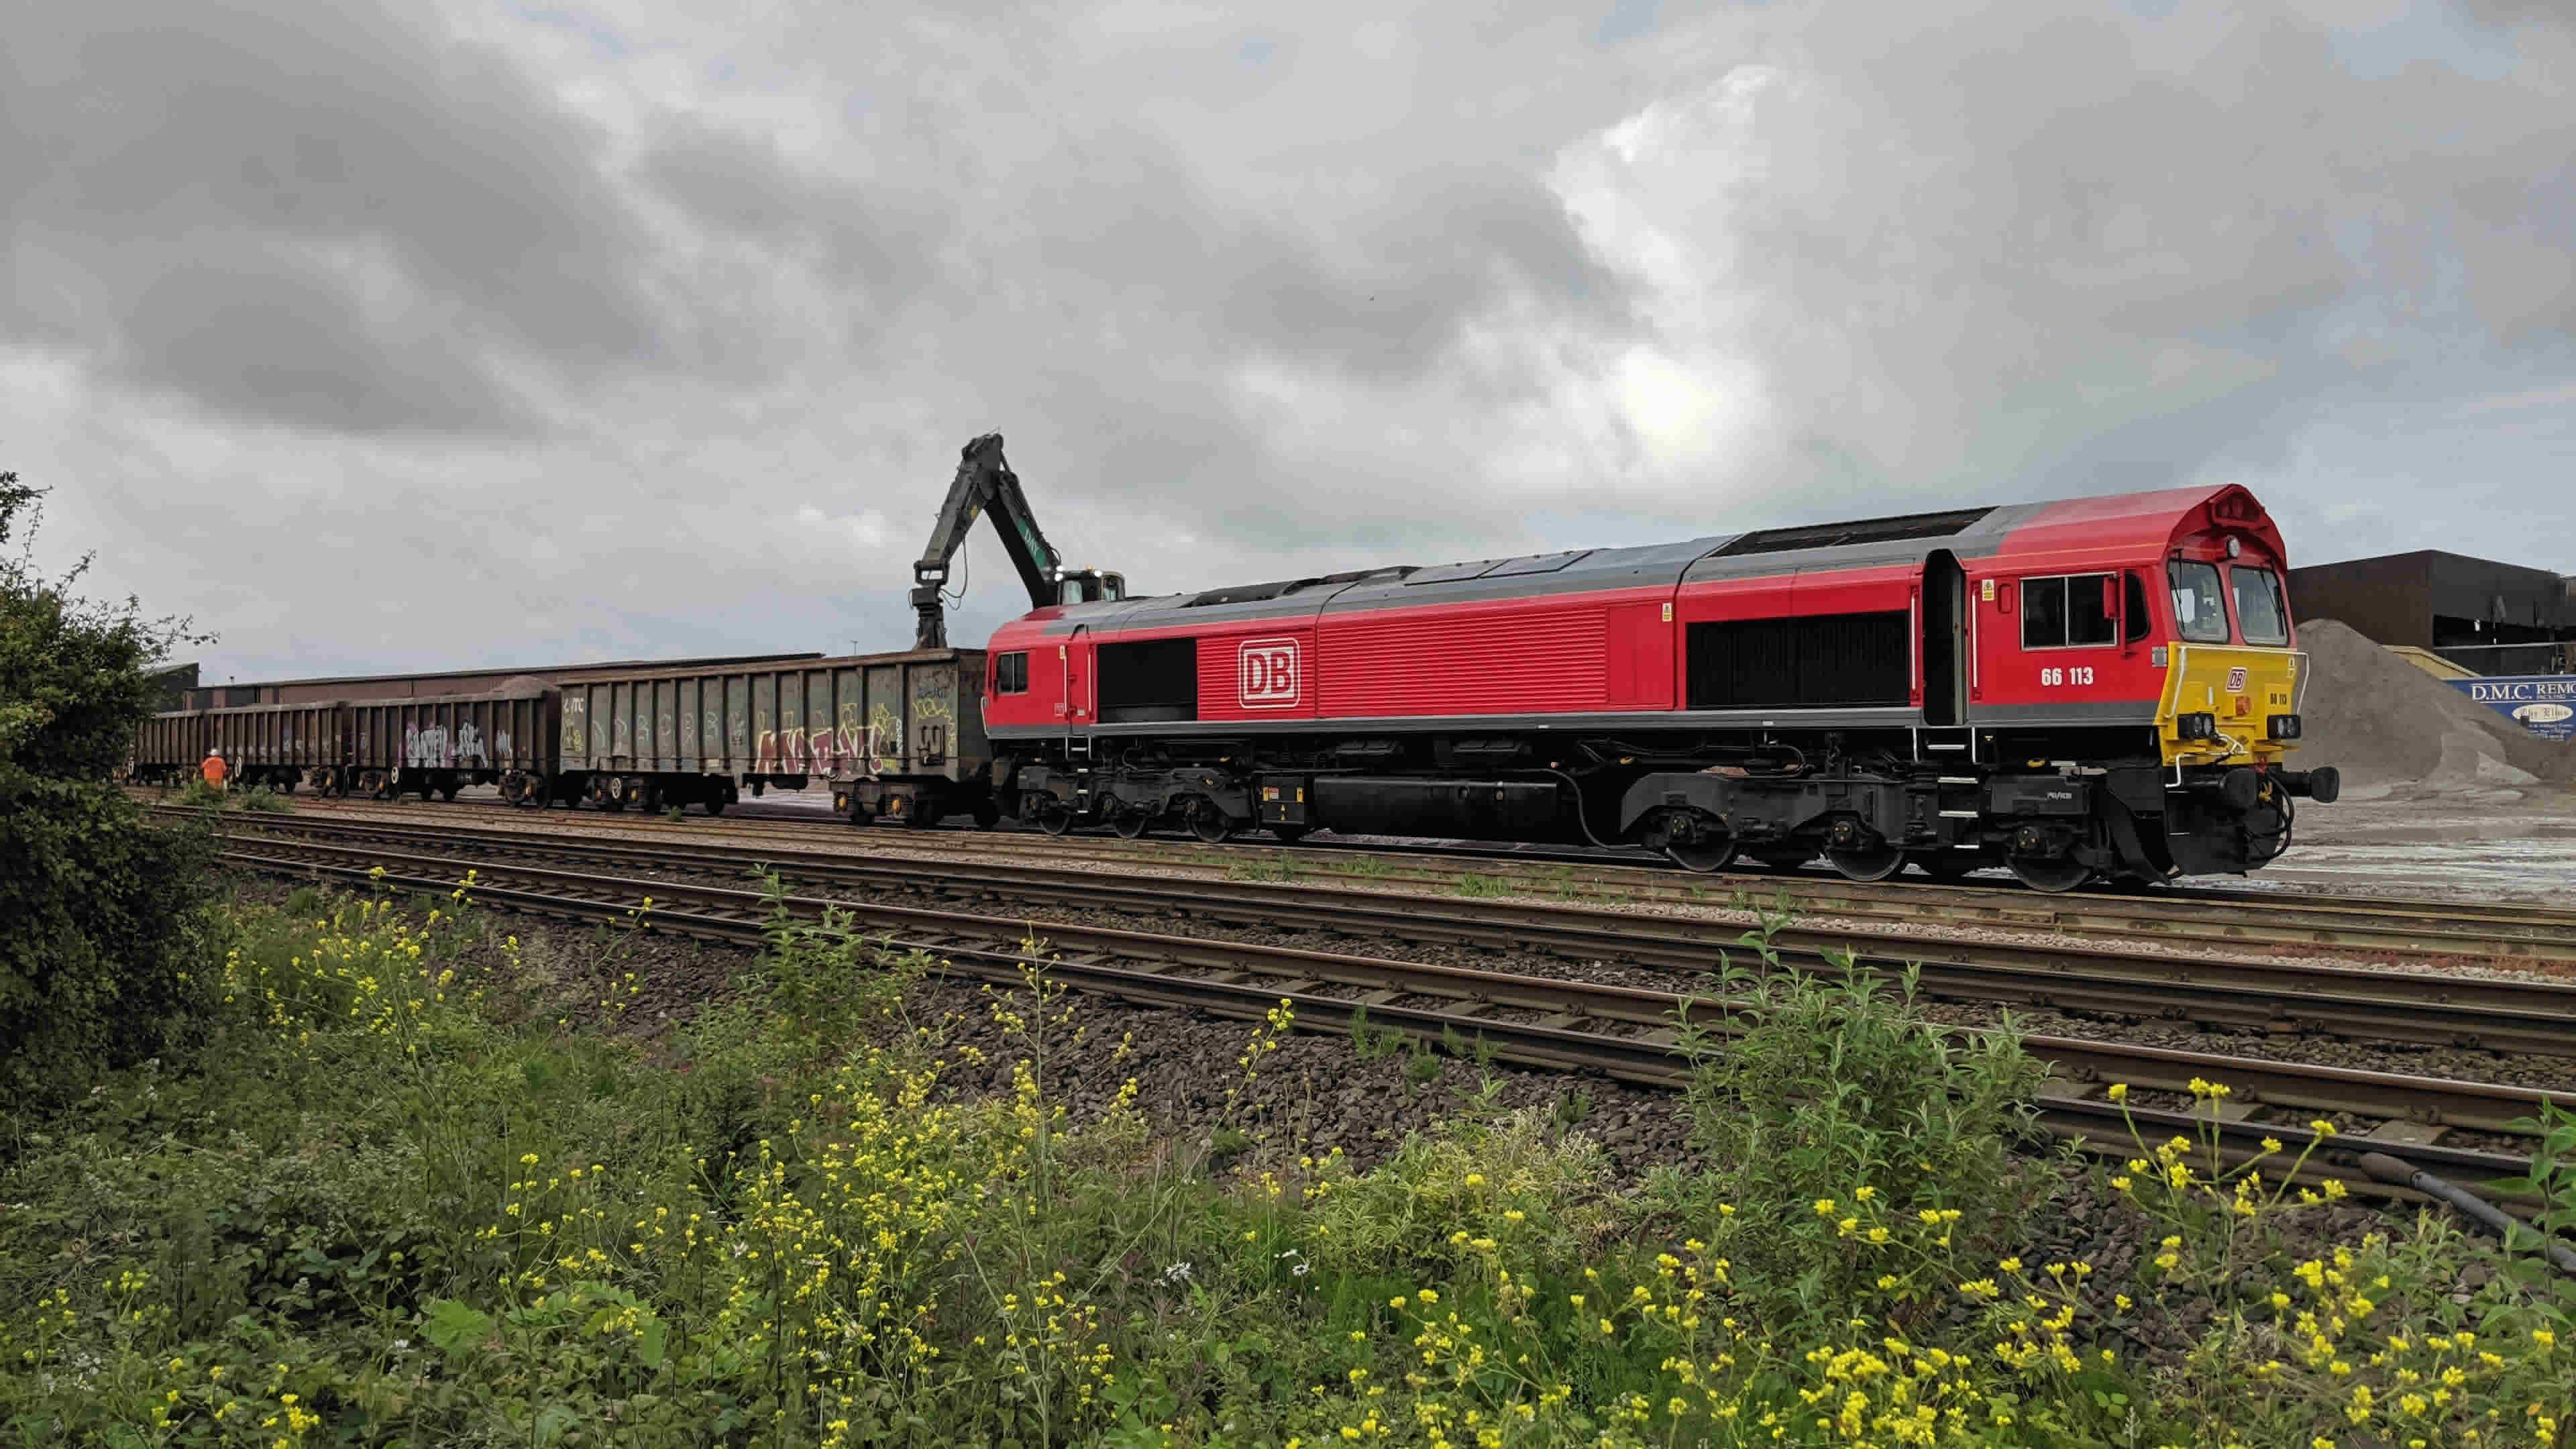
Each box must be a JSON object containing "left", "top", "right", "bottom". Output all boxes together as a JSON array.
[{"left": 201, "top": 747, "right": 229, "bottom": 792}]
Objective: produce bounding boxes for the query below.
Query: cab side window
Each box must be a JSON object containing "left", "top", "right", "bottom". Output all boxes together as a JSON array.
[
  {"left": 994, "top": 651, "right": 1029, "bottom": 694},
  {"left": 2021, "top": 577, "right": 2065, "bottom": 649},
  {"left": 2022, "top": 573, "right": 2115, "bottom": 648}
]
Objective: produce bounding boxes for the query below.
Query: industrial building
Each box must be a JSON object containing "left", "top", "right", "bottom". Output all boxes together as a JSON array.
[{"left": 2288, "top": 549, "right": 2576, "bottom": 676}]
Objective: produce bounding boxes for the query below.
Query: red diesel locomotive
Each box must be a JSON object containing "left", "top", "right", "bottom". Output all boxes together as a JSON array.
[{"left": 976, "top": 480, "right": 2339, "bottom": 891}]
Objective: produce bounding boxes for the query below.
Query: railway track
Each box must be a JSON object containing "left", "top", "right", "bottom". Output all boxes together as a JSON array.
[
  {"left": 214, "top": 828, "right": 2565, "bottom": 1209},
  {"left": 211, "top": 812, "right": 2576, "bottom": 1061},
  {"left": 175, "top": 792, "right": 2576, "bottom": 965}
]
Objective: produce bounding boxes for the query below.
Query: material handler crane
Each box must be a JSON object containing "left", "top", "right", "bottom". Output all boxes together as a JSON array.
[{"left": 911, "top": 433, "right": 1124, "bottom": 650}]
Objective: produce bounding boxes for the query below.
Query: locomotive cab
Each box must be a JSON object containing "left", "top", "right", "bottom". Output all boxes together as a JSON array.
[{"left": 1969, "top": 485, "right": 2337, "bottom": 885}]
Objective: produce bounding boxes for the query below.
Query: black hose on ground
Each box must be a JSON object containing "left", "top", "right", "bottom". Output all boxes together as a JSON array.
[{"left": 2357, "top": 1152, "right": 2576, "bottom": 1277}]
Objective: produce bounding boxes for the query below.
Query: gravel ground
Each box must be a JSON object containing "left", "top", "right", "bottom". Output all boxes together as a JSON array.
[{"left": 2225, "top": 786, "right": 2576, "bottom": 905}]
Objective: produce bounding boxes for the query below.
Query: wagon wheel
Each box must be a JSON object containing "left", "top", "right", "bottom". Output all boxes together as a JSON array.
[
  {"left": 700, "top": 795, "right": 727, "bottom": 817},
  {"left": 2007, "top": 854, "right": 2094, "bottom": 894},
  {"left": 1186, "top": 799, "right": 1234, "bottom": 845},
  {"left": 438, "top": 783, "right": 460, "bottom": 802},
  {"left": 1824, "top": 843, "right": 1907, "bottom": 882}
]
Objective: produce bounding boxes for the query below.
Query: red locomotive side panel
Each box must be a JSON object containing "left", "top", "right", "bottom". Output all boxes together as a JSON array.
[
  {"left": 1196, "top": 628, "right": 1318, "bottom": 720},
  {"left": 1962, "top": 564, "right": 2167, "bottom": 712},
  {"left": 1603, "top": 600, "right": 1675, "bottom": 708},
  {"left": 1318, "top": 598, "right": 1610, "bottom": 717}
]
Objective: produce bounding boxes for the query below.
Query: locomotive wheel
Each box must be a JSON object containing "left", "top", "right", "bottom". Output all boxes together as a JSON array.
[
  {"left": 1112, "top": 808, "right": 1152, "bottom": 839},
  {"left": 1825, "top": 845, "right": 1907, "bottom": 882},
  {"left": 971, "top": 800, "right": 1002, "bottom": 830},
  {"left": 1036, "top": 804, "right": 1075, "bottom": 836},
  {"left": 1661, "top": 810, "right": 1735, "bottom": 873},
  {"left": 1666, "top": 839, "right": 1737, "bottom": 873},
  {"left": 2007, "top": 855, "right": 2094, "bottom": 894},
  {"left": 1187, "top": 800, "right": 1234, "bottom": 844}
]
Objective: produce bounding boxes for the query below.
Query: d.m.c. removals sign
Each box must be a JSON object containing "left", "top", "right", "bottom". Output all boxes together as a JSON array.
[{"left": 2450, "top": 676, "right": 2576, "bottom": 742}]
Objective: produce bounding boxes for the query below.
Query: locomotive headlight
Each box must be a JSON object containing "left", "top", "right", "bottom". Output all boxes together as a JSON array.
[
  {"left": 2267, "top": 714, "right": 2302, "bottom": 741},
  {"left": 2176, "top": 712, "right": 2218, "bottom": 741}
]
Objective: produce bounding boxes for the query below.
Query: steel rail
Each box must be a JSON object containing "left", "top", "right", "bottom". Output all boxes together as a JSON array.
[
  {"left": 182, "top": 795, "right": 2576, "bottom": 963},
  {"left": 220, "top": 841, "right": 2559, "bottom": 1206},
  {"left": 214, "top": 814, "right": 2576, "bottom": 1060}
]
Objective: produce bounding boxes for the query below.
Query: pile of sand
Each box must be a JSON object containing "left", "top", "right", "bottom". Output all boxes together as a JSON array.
[{"left": 2294, "top": 619, "right": 2576, "bottom": 800}]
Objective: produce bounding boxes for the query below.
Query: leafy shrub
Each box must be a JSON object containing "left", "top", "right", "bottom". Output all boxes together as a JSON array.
[
  {"left": 174, "top": 777, "right": 293, "bottom": 813},
  {"left": 1, "top": 474, "right": 213, "bottom": 1106},
  {"left": 1670, "top": 928, "right": 2049, "bottom": 1326}
]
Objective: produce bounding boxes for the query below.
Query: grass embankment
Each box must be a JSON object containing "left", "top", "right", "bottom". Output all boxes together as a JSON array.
[{"left": 3, "top": 877, "right": 2573, "bottom": 1446}]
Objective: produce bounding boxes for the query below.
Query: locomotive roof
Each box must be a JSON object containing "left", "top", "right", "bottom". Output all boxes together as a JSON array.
[{"left": 1013, "top": 484, "right": 2273, "bottom": 635}]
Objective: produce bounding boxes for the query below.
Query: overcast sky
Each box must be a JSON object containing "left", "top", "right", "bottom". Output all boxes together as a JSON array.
[{"left": 5, "top": 0, "right": 2572, "bottom": 684}]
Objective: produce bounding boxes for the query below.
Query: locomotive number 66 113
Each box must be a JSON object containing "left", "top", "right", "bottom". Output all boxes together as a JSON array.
[{"left": 2039, "top": 666, "right": 2096, "bottom": 686}]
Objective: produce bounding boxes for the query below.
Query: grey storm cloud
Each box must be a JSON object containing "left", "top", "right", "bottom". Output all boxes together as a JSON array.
[
  {"left": 1, "top": 0, "right": 670, "bottom": 432},
  {"left": 3, "top": 0, "right": 2573, "bottom": 685}
]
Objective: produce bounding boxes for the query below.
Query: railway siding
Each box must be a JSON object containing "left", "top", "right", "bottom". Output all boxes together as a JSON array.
[
  {"left": 208, "top": 812, "right": 2576, "bottom": 1061},
  {"left": 176, "top": 792, "right": 2576, "bottom": 965}
]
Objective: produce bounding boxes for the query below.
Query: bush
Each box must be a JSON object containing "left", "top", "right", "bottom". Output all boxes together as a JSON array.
[
  {"left": 1668, "top": 924, "right": 2050, "bottom": 1328},
  {"left": 0, "top": 473, "right": 213, "bottom": 1108},
  {"left": 174, "top": 777, "right": 293, "bottom": 813}
]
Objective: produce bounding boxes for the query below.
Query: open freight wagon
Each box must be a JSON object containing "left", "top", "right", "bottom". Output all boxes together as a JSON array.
[
  {"left": 133, "top": 686, "right": 559, "bottom": 798},
  {"left": 344, "top": 686, "right": 559, "bottom": 801},
  {"left": 549, "top": 648, "right": 995, "bottom": 824},
  {"left": 128, "top": 701, "right": 343, "bottom": 791}
]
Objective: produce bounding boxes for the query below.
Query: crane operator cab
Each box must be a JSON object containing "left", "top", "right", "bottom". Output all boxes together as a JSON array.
[{"left": 1056, "top": 569, "right": 1126, "bottom": 606}]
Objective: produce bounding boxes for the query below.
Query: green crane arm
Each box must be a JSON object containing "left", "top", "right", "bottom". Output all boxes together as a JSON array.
[{"left": 910, "top": 433, "right": 1064, "bottom": 651}]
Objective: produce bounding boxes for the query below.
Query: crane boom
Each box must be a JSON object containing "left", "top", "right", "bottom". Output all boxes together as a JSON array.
[{"left": 910, "top": 433, "right": 1123, "bottom": 650}]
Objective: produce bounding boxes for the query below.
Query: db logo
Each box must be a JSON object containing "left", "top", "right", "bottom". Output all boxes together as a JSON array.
[
  {"left": 1238, "top": 637, "right": 1301, "bottom": 709},
  {"left": 2224, "top": 667, "right": 2249, "bottom": 692}
]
